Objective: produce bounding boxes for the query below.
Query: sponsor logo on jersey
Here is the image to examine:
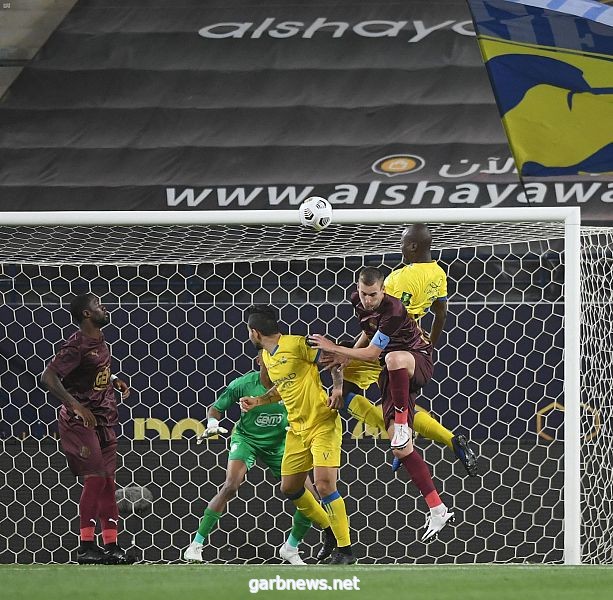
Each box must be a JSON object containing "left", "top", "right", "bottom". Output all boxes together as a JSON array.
[
  {"left": 93, "top": 365, "right": 111, "bottom": 391},
  {"left": 254, "top": 413, "right": 285, "bottom": 427},
  {"left": 271, "top": 372, "right": 297, "bottom": 387},
  {"left": 268, "top": 356, "right": 288, "bottom": 366},
  {"left": 400, "top": 291, "right": 413, "bottom": 307}
]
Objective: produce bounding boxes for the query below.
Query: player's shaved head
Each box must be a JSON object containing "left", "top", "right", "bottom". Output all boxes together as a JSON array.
[
  {"left": 70, "top": 293, "right": 97, "bottom": 324},
  {"left": 402, "top": 223, "right": 431, "bottom": 247},
  {"left": 246, "top": 304, "right": 280, "bottom": 336},
  {"left": 358, "top": 267, "right": 385, "bottom": 288},
  {"left": 401, "top": 224, "right": 432, "bottom": 262}
]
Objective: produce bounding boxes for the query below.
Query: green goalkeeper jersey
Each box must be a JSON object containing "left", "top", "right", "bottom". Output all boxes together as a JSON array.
[{"left": 212, "top": 371, "right": 289, "bottom": 446}]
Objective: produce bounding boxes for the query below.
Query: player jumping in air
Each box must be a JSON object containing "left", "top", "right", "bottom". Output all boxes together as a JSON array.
[
  {"left": 183, "top": 352, "right": 334, "bottom": 565},
  {"left": 309, "top": 267, "right": 454, "bottom": 540},
  {"left": 241, "top": 305, "right": 355, "bottom": 564},
  {"left": 41, "top": 293, "right": 135, "bottom": 564},
  {"left": 340, "top": 224, "right": 478, "bottom": 476}
]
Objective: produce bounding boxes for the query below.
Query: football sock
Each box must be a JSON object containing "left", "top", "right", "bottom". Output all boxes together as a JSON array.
[
  {"left": 79, "top": 476, "right": 106, "bottom": 542},
  {"left": 288, "top": 509, "right": 312, "bottom": 547},
  {"left": 321, "top": 491, "right": 351, "bottom": 548},
  {"left": 345, "top": 393, "right": 385, "bottom": 431},
  {"left": 401, "top": 449, "right": 442, "bottom": 508},
  {"left": 99, "top": 477, "right": 119, "bottom": 545},
  {"left": 387, "top": 368, "right": 410, "bottom": 425},
  {"left": 426, "top": 492, "right": 445, "bottom": 510},
  {"left": 287, "top": 533, "right": 301, "bottom": 548},
  {"left": 195, "top": 508, "right": 222, "bottom": 543},
  {"left": 101, "top": 531, "right": 117, "bottom": 546},
  {"left": 287, "top": 488, "right": 331, "bottom": 530},
  {"left": 413, "top": 410, "right": 454, "bottom": 449}
]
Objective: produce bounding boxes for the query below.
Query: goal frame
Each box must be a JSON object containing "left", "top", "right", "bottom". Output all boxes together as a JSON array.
[{"left": 0, "top": 206, "right": 582, "bottom": 565}]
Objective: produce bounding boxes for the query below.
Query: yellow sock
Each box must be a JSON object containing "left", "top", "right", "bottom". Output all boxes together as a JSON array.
[
  {"left": 347, "top": 393, "right": 385, "bottom": 431},
  {"left": 322, "top": 492, "right": 351, "bottom": 547},
  {"left": 413, "top": 410, "right": 454, "bottom": 449},
  {"left": 291, "top": 489, "right": 331, "bottom": 530}
]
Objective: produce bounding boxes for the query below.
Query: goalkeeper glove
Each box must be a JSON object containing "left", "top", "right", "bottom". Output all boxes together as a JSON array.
[{"left": 196, "top": 418, "right": 228, "bottom": 444}]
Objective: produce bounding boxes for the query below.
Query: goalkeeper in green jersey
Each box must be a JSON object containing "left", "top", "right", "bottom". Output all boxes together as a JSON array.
[{"left": 184, "top": 353, "right": 334, "bottom": 564}]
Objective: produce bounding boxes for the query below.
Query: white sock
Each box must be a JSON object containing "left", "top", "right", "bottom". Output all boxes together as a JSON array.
[{"left": 431, "top": 503, "right": 447, "bottom": 516}]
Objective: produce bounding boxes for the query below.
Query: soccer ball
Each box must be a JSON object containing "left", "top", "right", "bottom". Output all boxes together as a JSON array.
[
  {"left": 299, "top": 196, "right": 333, "bottom": 231},
  {"left": 115, "top": 485, "right": 154, "bottom": 516}
]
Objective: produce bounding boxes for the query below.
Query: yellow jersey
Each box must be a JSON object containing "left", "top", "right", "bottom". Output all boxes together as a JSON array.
[
  {"left": 384, "top": 261, "right": 447, "bottom": 319},
  {"left": 262, "top": 334, "right": 331, "bottom": 433}
]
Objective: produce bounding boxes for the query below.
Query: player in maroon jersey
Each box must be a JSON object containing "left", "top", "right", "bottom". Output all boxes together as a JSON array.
[
  {"left": 308, "top": 267, "right": 454, "bottom": 540},
  {"left": 41, "top": 293, "right": 135, "bottom": 564}
]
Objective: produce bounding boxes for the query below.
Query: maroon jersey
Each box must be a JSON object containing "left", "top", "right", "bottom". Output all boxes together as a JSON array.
[
  {"left": 350, "top": 291, "right": 432, "bottom": 360},
  {"left": 47, "top": 330, "right": 118, "bottom": 426}
]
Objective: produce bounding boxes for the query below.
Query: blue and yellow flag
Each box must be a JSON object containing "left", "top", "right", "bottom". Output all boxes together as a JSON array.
[{"left": 467, "top": 0, "right": 613, "bottom": 176}]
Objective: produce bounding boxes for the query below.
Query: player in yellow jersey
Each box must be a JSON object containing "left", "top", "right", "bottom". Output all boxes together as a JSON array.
[
  {"left": 240, "top": 305, "right": 355, "bottom": 565},
  {"left": 341, "top": 224, "right": 478, "bottom": 476}
]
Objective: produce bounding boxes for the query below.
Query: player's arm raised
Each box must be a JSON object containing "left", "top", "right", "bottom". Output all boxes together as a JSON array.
[
  {"left": 41, "top": 367, "right": 97, "bottom": 428},
  {"left": 317, "top": 332, "right": 370, "bottom": 371},
  {"left": 308, "top": 333, "right": 382, "bottom": 364}
]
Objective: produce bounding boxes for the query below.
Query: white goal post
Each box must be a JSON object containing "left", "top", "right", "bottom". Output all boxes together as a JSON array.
[{"left": 0, "top": 206, "right": 604, "bottom": 566}]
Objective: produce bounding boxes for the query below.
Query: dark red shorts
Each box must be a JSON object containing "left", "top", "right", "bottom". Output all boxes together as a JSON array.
[
  {"left": 379, "top": 350, "right": 433, "bottom": 430},
  {"left": 58, "top": 415, "right": 117, "bottom": 477}
]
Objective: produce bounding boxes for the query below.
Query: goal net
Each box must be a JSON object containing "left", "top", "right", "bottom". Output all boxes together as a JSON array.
[{"left": 0, "top": 208, "right": 609, "bottom": 565}]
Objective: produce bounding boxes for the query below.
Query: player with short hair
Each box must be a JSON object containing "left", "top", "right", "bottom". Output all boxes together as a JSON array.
[
  {"left": 41, "top": 293, "right": 135, "bottom": 564},
  {"left": 341, "top": 224, "right": 478, "bottom": 476},
  {"left": 183, "top": 352, "right": 335, "bottom": 565},
  {"left": 241, "top": 305, "right": 355, "bottom": 564},
  {"left": 309, "top": 267, "right": 454, "bottom": 540}
]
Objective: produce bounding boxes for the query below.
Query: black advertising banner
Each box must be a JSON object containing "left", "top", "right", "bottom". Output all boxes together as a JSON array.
[{"left": 0, "top": 0, "right": 612, "bottom": 222}]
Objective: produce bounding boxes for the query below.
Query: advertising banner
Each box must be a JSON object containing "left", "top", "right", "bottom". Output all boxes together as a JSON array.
[{"left": 0, "top": 0, "right": 611, "bottom": 222}]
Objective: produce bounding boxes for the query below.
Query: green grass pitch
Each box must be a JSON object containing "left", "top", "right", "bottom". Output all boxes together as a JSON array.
[{"left": 3, "top": 564, "right": 613, "bottom": 600}]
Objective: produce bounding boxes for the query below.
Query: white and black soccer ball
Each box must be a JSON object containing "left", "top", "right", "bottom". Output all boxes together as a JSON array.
[
  {"left": 299, "top": 196, "right": 333, "bottom": 232},
  {"left": 115, "top": 485, "right": 154, "bottom": 517}
]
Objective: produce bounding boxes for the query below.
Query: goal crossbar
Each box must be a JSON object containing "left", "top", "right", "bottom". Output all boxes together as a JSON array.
[{"left": 0, "top": 207, "right": 581, "bottom": 226}]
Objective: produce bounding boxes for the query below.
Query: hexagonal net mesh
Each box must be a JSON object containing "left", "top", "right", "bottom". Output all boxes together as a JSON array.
[
  {"left": 0, "top": 217, "right": 610, "bottom": 564},
  {"left": 0, "top": 221, "right": 570, "bottom": 265}
]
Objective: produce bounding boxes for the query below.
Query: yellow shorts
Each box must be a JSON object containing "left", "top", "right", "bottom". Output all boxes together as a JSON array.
[
  {"left": 343, "top": 359, "right": 382, "bottom": 390},
  {"left": 281, "top": 415, "right": 342, "bottom": 475}
]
